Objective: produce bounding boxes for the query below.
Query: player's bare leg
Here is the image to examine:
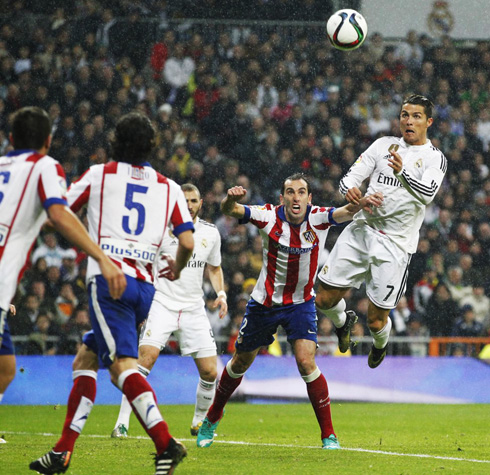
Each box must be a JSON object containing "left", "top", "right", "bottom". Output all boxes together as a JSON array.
[
  {"left": 197, "top": 349, "right": 259, "bottom": 448},
  {"left": 0, "top": 354, "right": 16, "bottom": 402},
  {"left": 191, "top": 356, "right": 217, "bottom": 435},
  {"left": 292, "top": 339, "right": 339, "bottom": 449},
  {"left": 367, "top": 301, "right": 391, "bottom": 368},
  {"left": 316, "top": 282, "right": 357, "bottom": 353}
]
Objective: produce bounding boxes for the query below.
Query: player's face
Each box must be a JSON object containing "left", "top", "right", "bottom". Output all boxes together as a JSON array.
[
  {"left": 280, "top": 179, "right": 312, "bottom": 224},
  {"left": 184, "top": 190, "right": 202, "bottom": 222},
  {"left": 399, "top": 103, "right": 433, "bottom": 146}
]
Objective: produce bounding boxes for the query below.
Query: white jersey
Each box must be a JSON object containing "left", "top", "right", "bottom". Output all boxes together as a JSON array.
[
  {"left": 153, "top": 217, "right": 221, "bottom": 311},
  {"left": 67, "top": 161, "right": 193, "bottom": 283},
  {"left": 340, "top": 136, "right": 447, "bottom": 253},
  {"left": 0, "top": 150, "right": 67, "bottom": 310}
]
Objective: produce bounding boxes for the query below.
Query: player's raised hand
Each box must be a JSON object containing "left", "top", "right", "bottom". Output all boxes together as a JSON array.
[
  {"left": 388, "top": 150, "right": 403, "bottom": 174},
  {"left": 227, "top": 186, "right": 247, "bottom": 201},
  {"left": 99, "top": 257, "right": 127, "bottom": 299},
  {"left": 221, "top": 186, "right": 247, "bottom": 218},
  {"left": 345, "top": 187, "right": 362, "bottom": 205}
]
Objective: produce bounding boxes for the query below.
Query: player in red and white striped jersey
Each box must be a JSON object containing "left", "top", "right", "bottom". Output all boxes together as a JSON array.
[
  {"left": 197, "top": 173, "right": 382, "bottom": 450},
  {"left": 0, "top": 107, "right": 125, "bottom": 407},
  {"left": 31, "top": 113, "right": 193, "bottom": 475}
]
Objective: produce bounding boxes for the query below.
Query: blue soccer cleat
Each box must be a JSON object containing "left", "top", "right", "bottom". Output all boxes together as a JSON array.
[
  {"left": 196, "top": 413, "right": 224, "bottom": 448},
  {"left": 322, "top": 434, "right": 341, "bottom": 450}
]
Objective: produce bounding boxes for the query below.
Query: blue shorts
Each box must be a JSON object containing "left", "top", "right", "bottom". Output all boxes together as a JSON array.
[
  {"left": 86, "top": 274, "right": 155, "bottom": 368},
  {"left": 0, "top": 308, "right": 14, "bottom": 356},
  {"left": 235, "top": 298, "right": 318, "bottom": 352}
]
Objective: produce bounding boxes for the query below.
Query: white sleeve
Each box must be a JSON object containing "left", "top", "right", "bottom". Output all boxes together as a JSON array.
[
  {"left": 396, "top": 153, "right": 447, "bottom": 205},
  {"left": 207, "top": 229, "right": 222, "bottom": 267},
  {"left": 339, "top": 140, "right": 379, "bottom": 196}
]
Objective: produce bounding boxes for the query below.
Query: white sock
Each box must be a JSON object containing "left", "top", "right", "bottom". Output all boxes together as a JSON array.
[
  {"left": 114, "top": 365, "right": 150, "bottom": 430},
  {"left": 192, "top": 378, "right": 216, "bottom": 427},
  {"left": 370, "top": 318, "right": 392, "bottom": 349},
  {"left": 0, "top": 393, "right": 3, "bottom": 403},
  {"left": 317, "top": 299, "right": 346, "bottom": 328}
]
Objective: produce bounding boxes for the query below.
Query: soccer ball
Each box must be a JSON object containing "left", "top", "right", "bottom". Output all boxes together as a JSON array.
[{"left": 326, "top": 9, "right": 368, "bottom": 51}]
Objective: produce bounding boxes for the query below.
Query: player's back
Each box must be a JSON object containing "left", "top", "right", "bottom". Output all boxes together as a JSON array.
[
  {"left": 0, "top": 150, "right": 66, "bottom": 309},
  {"left": 69, "top": 161, "right": 189, "bottom": 283}
]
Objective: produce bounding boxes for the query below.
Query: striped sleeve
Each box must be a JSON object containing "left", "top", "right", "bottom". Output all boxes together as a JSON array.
[
  {"left": 67, "top": 167, "right": 92, "bottom": 212},
  {"left": 38, "top": 159, "right": 68, "bottom": 209},
  {"left": 396, "top": 151, "right": 447, "bottom": 205}
]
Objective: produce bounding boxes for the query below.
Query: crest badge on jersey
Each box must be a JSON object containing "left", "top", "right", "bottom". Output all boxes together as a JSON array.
[
  {"left": 201, "top": 238, "right": 208, "bottom": 248},
  {"left": 388, "top": 144, "right": 400, "bottom": 153},
  {"left": 415, "top": 158, "right": 422, "bottom": 168},
  {"left": 302, "top": 229, "right": 317, "bottom": 244}
]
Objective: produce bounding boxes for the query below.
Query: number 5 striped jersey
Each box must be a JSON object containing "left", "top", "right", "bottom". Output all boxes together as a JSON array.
[{"left": 68, "top": 161, "right": 194, "bottom": 283}]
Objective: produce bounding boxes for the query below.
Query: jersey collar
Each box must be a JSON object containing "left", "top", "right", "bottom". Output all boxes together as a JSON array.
[
  {"left": 400, "top": 138, "right": 431, "bottom": 150},
  {"left": 7, "top": 149, "right": 38, "bottom": 156}
]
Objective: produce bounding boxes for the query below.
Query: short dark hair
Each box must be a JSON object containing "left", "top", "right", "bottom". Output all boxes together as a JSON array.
[
  {"left": 281, "top": 173, "right": 311, "bottom": 195},
  {"left": 111, "top": 112, "right": 155, "bottom": 165},
  {"left": 181, "top": 183, "right": 201, "bottom": 198},
  {"left": 11, "top": 106, "right": 51, "bottom": 150},
  {"left": 402, "top": 94, "right": 434, "bottom": 119}
]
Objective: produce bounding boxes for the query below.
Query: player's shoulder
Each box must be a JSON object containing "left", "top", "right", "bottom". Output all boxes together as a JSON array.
[
  {"left": 374, "top": 136, "right": 401, "bottom": 147},
  {"left": 425, "top": 141, "right": 448, "bottom": 172},
  {"left": 197, "top": 218, "right": 218, "bottom": 230}
]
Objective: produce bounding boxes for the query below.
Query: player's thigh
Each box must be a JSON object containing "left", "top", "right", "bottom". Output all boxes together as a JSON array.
[
  {"left": 88, "top": 275, "right": 140, "bottom": 367},
  {"left": 139, "top": 299, "right": 178, "bottom": 350},
  {"left": 178, "top": 304, "right": 217, "bottom": 357},
  {"left": 366, "top": 241, "right": 410, "bottom": 309},
  {"left": 318, "top": 222, "right": 368, "bottom": 288},
  {"left": 235, "top": 300, "right": 284, "bottom": 352}
]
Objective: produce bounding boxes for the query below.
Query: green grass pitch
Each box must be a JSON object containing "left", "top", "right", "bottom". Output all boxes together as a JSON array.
[{"left": 1, "top": 403, "right": 489, "bottom": 474}]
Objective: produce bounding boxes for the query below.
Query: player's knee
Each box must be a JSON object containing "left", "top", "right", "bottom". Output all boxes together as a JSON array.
[
  {"left": 316, "top": 286, "right": 337, "bottom": 310},
  {"left": 295, "top": 355, "right": 316, "bottom": 376}
]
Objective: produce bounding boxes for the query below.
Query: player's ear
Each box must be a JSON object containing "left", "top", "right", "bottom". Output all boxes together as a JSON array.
[
  {"left": 279, "top": 194, "right": 284, "bottom": 205},
  {"left": 44, "top": 134, "right": 52, "bottom": 150},
  {"left": 427, "top": 117, "right": 434, "bottom": 128}
]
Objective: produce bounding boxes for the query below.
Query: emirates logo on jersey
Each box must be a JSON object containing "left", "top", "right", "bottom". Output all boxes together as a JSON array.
[{"left": 302, "top": 230, "right": 317, "bottom": 244}]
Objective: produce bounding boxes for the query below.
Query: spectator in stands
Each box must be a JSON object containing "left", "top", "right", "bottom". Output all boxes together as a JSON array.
[
  {"left": 425, "top": 282, "right": 460, "bottom": 337},
  {"left": 31, "top": 232, "right": 65, "bottom": 267}
]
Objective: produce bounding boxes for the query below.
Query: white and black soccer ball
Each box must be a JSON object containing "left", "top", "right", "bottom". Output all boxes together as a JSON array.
[{"left": 326, "top": 9, "right": 368, "bottom": 51}]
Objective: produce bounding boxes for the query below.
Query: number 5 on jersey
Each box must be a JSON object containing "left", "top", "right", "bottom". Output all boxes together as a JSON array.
[{"left": 122, "top": 184, "right": 148, "bottom": 236}]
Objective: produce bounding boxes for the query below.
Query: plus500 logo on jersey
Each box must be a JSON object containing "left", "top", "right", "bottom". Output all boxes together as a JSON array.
[{"left": 100, "top": 238, "right": 157, "bottom": 264}]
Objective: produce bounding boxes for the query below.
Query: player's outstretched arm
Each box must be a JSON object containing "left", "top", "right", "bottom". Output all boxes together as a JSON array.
[
  {"left": 47, "top": 204, "right": 127, "bottom": 299},
  {"left": 208, "top": 264, "right": 228, "bottom": 319},
  {"left": 333, "top": 192, "right": 384, "bottom": 223},
  {"left": 221, "top": 186, "right": 247, "bottom": 218}
]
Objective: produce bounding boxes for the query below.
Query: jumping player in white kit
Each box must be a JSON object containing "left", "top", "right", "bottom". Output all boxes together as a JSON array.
[
  {"left": 316, "top": 94, "right": 447, "bottom": 368},
  {"left": 30, "top": 112, "right": 194, "bottom": 475},
  {"left": 112, "top": 183, "right": 227, "bottom": 439},
  {"left": 0, "top": 107, "right": 124, "bottom": 409}
]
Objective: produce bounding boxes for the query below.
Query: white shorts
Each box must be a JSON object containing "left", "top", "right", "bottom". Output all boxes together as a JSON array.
[
  {"left": 318, "top": 222, "right": 411, "bottom": 309},
  {"left": 140, "top": 299, "right": 217, "bottom": 358}
]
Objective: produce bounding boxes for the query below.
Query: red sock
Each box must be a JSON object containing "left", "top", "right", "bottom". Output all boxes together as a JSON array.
[
  {"left": 122, "top": 372, "right": 171, "bottom": 454},
  {"left": 306, "top": 373, "right": 335, "bottom": 439},
  {"left": 207, "top": 366, "right": 242, "bottom": 423},
  {"left": 54, "top": 375, "right": 96, "bottom": 453}
]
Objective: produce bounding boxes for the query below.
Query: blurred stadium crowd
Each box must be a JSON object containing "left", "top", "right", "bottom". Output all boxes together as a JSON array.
[{"left": 1, "top": 1, "right": 489, "bottom": 356}]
